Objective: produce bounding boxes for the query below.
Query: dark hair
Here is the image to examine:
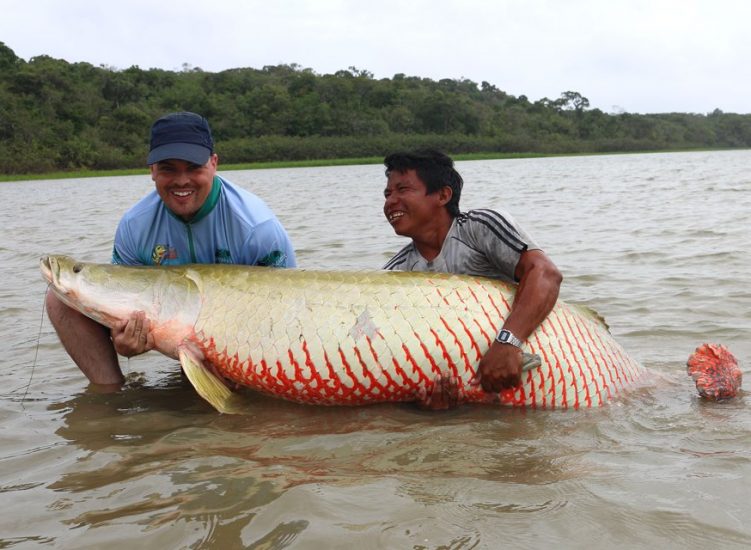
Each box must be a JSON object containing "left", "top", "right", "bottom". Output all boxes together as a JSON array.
[{"left": 384, "top": 149, "right": 463, "bottom": 217}]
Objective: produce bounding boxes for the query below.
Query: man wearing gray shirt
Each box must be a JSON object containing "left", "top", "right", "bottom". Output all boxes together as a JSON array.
[{"left": 382, "top": 150, "right": 562, "bottom": 404}]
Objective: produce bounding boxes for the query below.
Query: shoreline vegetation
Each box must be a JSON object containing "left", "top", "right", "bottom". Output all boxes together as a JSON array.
[
  {"left": 0, "top": 152, "right": 548, "bottom": 182},
  {"left": 2, "top": 41, "right": 750, "bottom": 180},
  {"left": 1, "top": 148, "right": 743, "bottom": 183}
]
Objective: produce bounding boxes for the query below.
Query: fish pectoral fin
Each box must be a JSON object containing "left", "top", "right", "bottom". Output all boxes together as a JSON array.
[{"left": 178, "top": 348, "right": 246, "bottom": 414}]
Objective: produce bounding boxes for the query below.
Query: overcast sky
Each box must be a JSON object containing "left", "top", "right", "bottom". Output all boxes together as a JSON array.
[{"left": 3, "top": 0, "right": 750, "bottom": 114}]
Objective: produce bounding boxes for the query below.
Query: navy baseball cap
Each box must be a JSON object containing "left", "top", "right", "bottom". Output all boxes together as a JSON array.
[{"left": 147, "top": 111, "right": 214, "bottom": 165}]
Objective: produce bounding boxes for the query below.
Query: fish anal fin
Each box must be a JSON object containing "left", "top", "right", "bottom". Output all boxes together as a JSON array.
[
  {"left": 687, "top": 343, "right": 742, "bottom": 400},
  {"left": 178, "top": 347, "right": 246, "bottom": 414}
]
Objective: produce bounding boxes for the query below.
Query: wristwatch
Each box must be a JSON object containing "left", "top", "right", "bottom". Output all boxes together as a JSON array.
[{"left": 496, "top": 329, "right": 523, "bottom": 348}]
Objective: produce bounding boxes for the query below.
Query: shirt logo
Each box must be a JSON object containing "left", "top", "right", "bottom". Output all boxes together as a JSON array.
[
  {"left": 258, "top": 250, "right": 287, "bottom": 267},
  {"left": 215, "top": 249, "right": 232, "bottom": 264},
  {"left": 151, "top": 244, "right": 178, "bottom": 265}
]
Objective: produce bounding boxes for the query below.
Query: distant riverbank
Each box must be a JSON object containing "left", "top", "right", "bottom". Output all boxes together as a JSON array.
[
  {"left": 0, "top": 152, "right": 559, "bottom": 183},
  {"left": 2, "top": 148, "right": 733, "bottom": 183}
]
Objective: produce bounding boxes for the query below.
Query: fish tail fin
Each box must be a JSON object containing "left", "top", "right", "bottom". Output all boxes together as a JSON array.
[
  {"left": 178, "top": 348, "right": 246, "bottom": 414},
  {"left": 686, "top": 343, "right": 742, "bottom": 400}
]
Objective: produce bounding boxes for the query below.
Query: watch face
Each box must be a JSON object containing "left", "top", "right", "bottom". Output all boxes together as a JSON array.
[{"left": 497, "top": 330, "right": 521, "bottom": 347}]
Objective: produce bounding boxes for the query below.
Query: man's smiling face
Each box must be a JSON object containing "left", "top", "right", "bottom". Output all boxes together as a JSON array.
[
  {"left": 383, "top": 168, "right": 448, "bottom": 238},
  {"left": 151, "top": 154, "right": 218, "bottom": 221}
]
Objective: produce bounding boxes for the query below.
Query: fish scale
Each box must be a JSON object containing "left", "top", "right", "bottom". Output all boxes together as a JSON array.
[{"left": 41, "top": 255, "right": 648, "bottom": 411}]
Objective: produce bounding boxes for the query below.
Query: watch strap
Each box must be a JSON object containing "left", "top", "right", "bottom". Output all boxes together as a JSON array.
[{"left": 496, "top": 329, "right": 523, "bottom": 348}]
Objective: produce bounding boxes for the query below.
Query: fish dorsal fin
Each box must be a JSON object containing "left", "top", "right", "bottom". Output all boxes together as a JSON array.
[
  {"left": 178, "top": 347, "right": 246, "bottom": 414},
  {"left": 569, "top": 303, "right": 610, "bottom": 332}
]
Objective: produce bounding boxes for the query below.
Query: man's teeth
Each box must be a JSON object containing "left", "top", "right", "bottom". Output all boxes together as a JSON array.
[
  {"left": 173, "top": 190, "right": 192, "bottom": 197},
  {"left": 389, "top": 212, "right": 404, "bottom": 222}
]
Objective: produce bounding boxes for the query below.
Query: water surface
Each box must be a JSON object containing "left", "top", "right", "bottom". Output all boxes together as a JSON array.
[{"left": 1, "top": 151, "right": 749, "bottom": 548}]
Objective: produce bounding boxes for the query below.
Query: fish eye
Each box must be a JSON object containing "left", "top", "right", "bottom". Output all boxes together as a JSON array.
[{"left": 73, "top": 263, "right": 83, "bottom": 273}]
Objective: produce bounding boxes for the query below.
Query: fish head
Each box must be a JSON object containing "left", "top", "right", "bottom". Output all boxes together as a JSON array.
[{"left": 40, "top": 255, "right": 200, "bottom": 334}]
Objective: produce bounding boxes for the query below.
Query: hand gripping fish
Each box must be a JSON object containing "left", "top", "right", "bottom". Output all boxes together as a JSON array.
[{"left": 40, "top": 256, "right": 741, "bottom": 413}]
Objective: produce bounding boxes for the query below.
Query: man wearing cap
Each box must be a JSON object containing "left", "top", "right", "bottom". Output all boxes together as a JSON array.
[{"left": 45, "top": 111, "right": 297, "bottom": 388}]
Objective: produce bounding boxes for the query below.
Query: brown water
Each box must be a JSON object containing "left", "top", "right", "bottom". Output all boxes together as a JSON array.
[{"left": 1, "top": 151, "right": 749, "bottom": 549}]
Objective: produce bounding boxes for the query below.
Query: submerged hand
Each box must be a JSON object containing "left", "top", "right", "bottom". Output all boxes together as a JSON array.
[
  {"left": 417, "top": 374, "right": 462, "bottom": 410},
  {"left": 112, "top": 311, "right": 155, "bottom": 357},
  {"left": 473, "top": 343, "right": 523, "bottom": 393}
]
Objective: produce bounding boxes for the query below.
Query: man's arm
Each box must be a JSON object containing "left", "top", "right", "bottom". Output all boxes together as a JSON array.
[{"left": 476, "top": 249, "right": 562, "bottom": 392}]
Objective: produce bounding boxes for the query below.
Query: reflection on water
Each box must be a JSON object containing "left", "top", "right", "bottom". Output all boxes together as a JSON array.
[{"left": 1, "top": 151, "right": 750, "bottom": 548}]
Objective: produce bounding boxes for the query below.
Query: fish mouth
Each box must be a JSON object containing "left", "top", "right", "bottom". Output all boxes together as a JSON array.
[
  {"left": 40, "top": 255, "right": 55, "bottom": 285},
  {"left": 39, "top": 255, "right": 96, "bottom": 321},
  {"left": 40, "top": 255, "right": 83, "bottom": 287},
  {"left": 40, "top": 255, "right": 69, "bottom": 307}
]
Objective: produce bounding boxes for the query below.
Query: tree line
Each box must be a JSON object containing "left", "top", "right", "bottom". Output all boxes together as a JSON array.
[{"left": 1, "top": 41, "right": 750, "bottom": 175}]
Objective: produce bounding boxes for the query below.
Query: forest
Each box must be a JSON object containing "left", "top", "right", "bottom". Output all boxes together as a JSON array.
[{"left": 1, "top": 41, "right": 750, "bottom": 175}]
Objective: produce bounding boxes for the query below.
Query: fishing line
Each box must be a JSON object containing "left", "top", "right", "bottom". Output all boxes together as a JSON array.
[{"left": 20, "top": 285, "right": 49, "bottom": 407}]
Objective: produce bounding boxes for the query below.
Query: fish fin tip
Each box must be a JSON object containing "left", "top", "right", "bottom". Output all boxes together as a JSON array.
[
  {"left": 178, "top": 349, "right": 246, "bottom": 414},
  {"left": 686, "top": 343, "right": 742, "bottom": 400}
]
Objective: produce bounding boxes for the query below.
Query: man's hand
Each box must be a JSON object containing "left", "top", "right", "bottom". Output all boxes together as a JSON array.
[
  {"left": 473, "top": 342, "right": 523, "bottom": 393},
  {"left": 111, "top": 311, "right": 154, "bottom": 358},
  {"left": 417, "top": 374, "right": 462, "bottom": 410}
]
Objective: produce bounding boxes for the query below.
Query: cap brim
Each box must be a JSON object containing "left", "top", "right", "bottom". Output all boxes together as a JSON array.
[{"left": 147, "top": 143, "right": 211, "bottom": 166}]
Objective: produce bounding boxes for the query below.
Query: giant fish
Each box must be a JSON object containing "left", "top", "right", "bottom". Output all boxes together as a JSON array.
[{"left": 40, "top": 255, "right": 740, "bottom": 413}]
